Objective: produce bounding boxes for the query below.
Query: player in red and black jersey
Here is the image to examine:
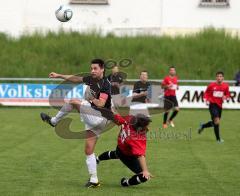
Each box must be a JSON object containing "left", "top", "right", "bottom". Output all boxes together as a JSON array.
[
  {"left": 198, "top": 71, "right": 230, "bottom": 143},
  {"left": 161, "top": 66, "right": 179, "bottom": 128},
  {"left": 96, "top": 113, "right": 153, "bottom": 187}
]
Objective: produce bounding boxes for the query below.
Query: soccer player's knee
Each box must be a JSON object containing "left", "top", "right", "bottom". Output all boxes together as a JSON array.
[
  {"left": 85, "top": 148, "right": 94, "bottom": 155},
  {"left": 85, "top": 144, "right": 94, "bottom": 155},
  {"left": 175, "top": 107, "right": 180, "bottom": 112},
  {"left": 213, "top": 118, "right": 220, "bottom": 125},
  {"left": 69, "top": 99, "right": 81, "bottom": 106}
]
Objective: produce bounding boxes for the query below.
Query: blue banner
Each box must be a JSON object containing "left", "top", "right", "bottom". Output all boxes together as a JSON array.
[{"left": 0, "top": 83, "right": 84, "bottom": 99}]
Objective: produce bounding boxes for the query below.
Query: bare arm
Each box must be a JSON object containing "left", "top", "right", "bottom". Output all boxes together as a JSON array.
[
  {"left": 132, "top": 91, "right": 147, "bottom": 99},
  {"left": 138, "top": 155, "right": 153, "bottom": 179},
  {"left": 90, "top": 97, "right": 106, "bottom": 108},
  {"left": 87, "top": 92, "right": 109, "bottom": 108},
  {"left": 49, "top": 72, "right": 83, "bottom": 83}
]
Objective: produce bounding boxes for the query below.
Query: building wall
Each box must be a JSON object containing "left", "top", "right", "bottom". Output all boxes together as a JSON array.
[{"left": 0, "top": 0, "right": 240, "bottom": 37}]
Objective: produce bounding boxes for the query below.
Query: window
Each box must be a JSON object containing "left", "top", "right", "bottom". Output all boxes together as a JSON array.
[
  {"left": 70, "top": 0, "right": 108, "bottom": 4},
  {"left": 199, "top": 0, "right": 230, "bottom": 7}
]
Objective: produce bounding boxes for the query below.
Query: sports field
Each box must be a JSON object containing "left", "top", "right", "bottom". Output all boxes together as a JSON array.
[{"left": 0, "top": 107, "right": 239, "bottom": 196}]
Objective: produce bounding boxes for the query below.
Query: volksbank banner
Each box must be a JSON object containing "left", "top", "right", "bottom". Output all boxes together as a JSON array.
[{"left": 0, "top": 83, "right": 85, "bottom": 106}]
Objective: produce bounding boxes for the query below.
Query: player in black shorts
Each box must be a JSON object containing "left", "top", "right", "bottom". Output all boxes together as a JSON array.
[
  {"left": 96, "top": 113, "right": 153, "bottom": 187},
  {"left": 198, "top": 72, "right": 230, "bottom": 143},
  {"left": 161, "top": 67, "right": 179, "bottom": 128}
]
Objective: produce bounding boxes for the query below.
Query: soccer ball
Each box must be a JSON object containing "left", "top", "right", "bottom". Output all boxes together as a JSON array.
[{"left": 55, "top": 5, "right": 73, "bottom": 22}]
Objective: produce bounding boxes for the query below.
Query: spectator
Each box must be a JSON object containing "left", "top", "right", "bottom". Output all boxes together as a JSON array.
[
  {"left": 107, "top": 65, "right": 123, "bottom": 95},
  {"left": 132, "top": 71, "right": 150, "bottom": 103},
  {"left": 107, "top": 65, "right": 124, "bottom": 107},
  {"left": 234, "top": 70, "right": 240, "bottom": 86}
]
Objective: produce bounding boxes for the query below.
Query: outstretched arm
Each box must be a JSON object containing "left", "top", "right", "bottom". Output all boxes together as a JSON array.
[
  {"left": 49, "top": 72, "right": 83, "bottom": 83},
  {"left": 138, "top": 155, "right": 153, "bottom": 179}
]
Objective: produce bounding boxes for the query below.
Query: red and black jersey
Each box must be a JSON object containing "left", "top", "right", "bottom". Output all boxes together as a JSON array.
[
  {"left": 82, "top": 75, "right": 112, "bottom": 110},
  {"left": 204, "top": 82, "right": 230, "bottom": 108},
  {"left": 162, "top": 76, "right": 178, "bottom": 96},
  {"left": 114, "top": 114, "right": 147, "bottom": 157}
]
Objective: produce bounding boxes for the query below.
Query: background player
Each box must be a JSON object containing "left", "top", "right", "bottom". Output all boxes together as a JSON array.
[
  {"left": 131, "top": 70, "right": 151, "bottom": 103},
  {"left": 107, "top": 65, "right": 123, "bottom": 107},
  {"left": 107, "top": 65, "right": 123, "bottom": 96},
  {"left": 161, "top": 66, "right": 179, "bottom": 128},
  {"left": 198, "top": 71, "right": 230, "bottom": 143},
  {"left": 40, "top": 58, "right": 112, "bottom": 188},
  {"left": 96, "top": 113, "right": 153, "bottom": 187}
]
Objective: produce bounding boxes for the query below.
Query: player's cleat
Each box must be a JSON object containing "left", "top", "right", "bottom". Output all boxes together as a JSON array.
[
  {"left": 96, "top": 156, "right": 100, "bottom": 165},
  {"left": 163, "top": 124, "right": 168, "bottom": 129},
  {"left": 121, "top": 177, "right": 129, "bottom": 187},
  {"left": 85, "top": 180, "right": 100, "bottom": 188},
  {"left": 217, "top": 139, "right": 224, "bottom": 143},
  {"left": 198, "top": 123, "right": 204, "bottom": 134},
  {"left": 168, "top": 120, "right": 175, "bottom": 127},
  {"left": 40, "top": 113, "right": 55, "bottom": 127}
]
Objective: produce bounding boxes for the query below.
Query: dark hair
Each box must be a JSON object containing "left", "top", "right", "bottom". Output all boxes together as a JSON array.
[
  {"left": 216, "top": 71, "right": 224, "bottom": 76},
  {"left": 169, "top": 66, "right": 175, "bottom": 69},
  {"left": 131, "top": 113, "right": 152, "bottom": 131},
  {"left": 91, "top": 58, "right": 105, "bottom": 69}
]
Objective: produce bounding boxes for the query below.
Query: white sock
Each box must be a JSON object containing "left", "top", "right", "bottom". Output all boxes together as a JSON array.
[
  {"left": 86, "top": 153, "right": 98, "bottom": 183},
  {"left": 51, "top": 103, "right": 73, "bottom": 125}
]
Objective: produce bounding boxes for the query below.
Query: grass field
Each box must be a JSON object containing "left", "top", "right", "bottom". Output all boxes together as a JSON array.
[
  {"left": 0, "top": 107, "right": 240, "bottom": 196},
  {"left": 0, "top": 29, "right": 240, "bottom": 79}
]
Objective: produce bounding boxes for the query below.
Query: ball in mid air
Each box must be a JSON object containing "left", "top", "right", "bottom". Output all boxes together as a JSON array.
[{"left": 55, "top": 5, "right": 73, "bottom": 22}]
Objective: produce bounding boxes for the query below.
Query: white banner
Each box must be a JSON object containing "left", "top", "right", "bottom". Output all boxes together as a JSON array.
[
  {"left": 1, "top": 83, "right": 240, "bottom": 109},
  {"left": 177, "top": 86, "right": 240, "bottom": 109}
]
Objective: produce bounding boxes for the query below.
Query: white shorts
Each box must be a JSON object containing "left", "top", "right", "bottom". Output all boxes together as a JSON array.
[
  {"left": 111, "top": 94, "right": 122, "bottom": 107},
  {"left": 129, "top": 103, "right": 158, "bottom": 117},
  {"left": 80, "top": 100, "right": 109, "bottom": 137}
]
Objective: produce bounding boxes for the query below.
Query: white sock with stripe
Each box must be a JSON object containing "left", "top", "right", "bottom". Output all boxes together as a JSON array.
[
  {"left": 51, "top": 103, "right": 73, "bottom": 125},
  {"left": 86, "top": 153, "right": 98, "bottom": 183}
]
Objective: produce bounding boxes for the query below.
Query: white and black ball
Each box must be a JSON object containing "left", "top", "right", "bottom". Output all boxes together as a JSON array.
[{"left": 55, "top": 5, "right": 73, "bottom": 22}]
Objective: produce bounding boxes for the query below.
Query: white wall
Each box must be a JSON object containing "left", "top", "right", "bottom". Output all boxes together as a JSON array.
[
  {"left": 0, "top": 0, "right": 24, "bottom": 36},
  {"left": 0, "top": 0, "right": 240, "bottom": 37},
  {"left": 162, "top": 0, "right": 240, "bottom": 28}
]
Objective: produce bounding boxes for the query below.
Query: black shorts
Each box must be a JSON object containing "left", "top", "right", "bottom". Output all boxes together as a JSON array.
[
  {"left": 164, "top": 96, "right": 178, "bottom": 110},
  {"left": 116, "top": 146, "right": 142, "bottom": 174},
  {"left": 209, "top": 103, "right": 222, "bottom": 119}
]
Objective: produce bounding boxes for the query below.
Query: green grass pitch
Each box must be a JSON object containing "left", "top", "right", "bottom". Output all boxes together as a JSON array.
[{"left": 0, "top": 107, "right": 239, "bottom": 196}]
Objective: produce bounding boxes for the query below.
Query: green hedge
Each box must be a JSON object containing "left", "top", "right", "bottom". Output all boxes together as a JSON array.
[{"left": 0, "top": 28, "right": 239, "bottom": 79}]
